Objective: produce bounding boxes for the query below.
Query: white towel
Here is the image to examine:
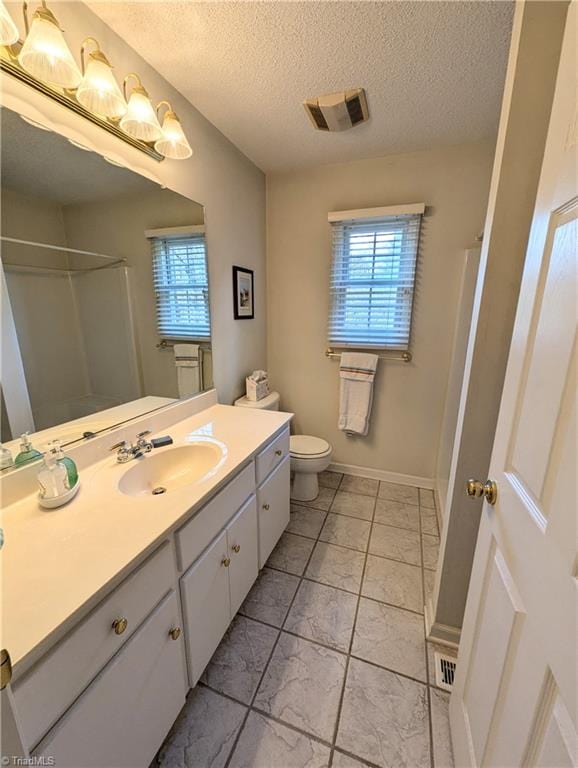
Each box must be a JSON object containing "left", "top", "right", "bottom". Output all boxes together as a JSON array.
[
  {"left": 174, "top": 344, "right": 200, "bottom": 397},
  {"left": 338, "top": 352, "right": 378, "bottom": 436}
]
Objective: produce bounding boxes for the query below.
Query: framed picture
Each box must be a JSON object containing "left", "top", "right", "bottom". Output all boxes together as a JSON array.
[{"left": 232, "top": 266, "right": 254, "bottom": 319}]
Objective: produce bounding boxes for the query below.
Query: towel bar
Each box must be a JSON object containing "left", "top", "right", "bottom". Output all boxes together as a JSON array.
[{"left": 326, "top": 347, "right": 412, "bottom": 363}]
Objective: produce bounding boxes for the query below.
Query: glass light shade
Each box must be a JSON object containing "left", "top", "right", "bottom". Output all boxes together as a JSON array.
[
  {"left": 0, "top": 1, "right": 19, "bottom": 46},
  {"left": 76, "top": 57, "right": 126, "bottom": 119},
  {"left": 155, "top": 111, "right": 192, "bottom": 159},
  {"left": 19, "top": 15, "right": 82, "bottom": 88},
  {"left": 119, "top": 89, "right": 162, "bottom": 142}
]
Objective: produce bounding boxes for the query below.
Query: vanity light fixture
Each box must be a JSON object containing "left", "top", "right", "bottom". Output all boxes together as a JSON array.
[
  {"left": 0, "top": 1, "right": 19, "bottom": 46},
  {"left": 76, "top": 37, "right": 126, "bottom": 119},
  {"left": 18, "top": 1, "right": 82, "bottom": 88},
  {"left": 155, "top": 101, "right": 193, "bottom": 160},
  {"left": 0, "top": 3, "right": 194, "bottom": 160},
  {"left": 120, "top": 72, "right": 163, "bottom": 142}
]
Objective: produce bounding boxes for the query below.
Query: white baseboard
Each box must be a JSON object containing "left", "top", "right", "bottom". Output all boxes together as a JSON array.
[
  {"left": 425, "top": 596, "right": 461, "bottom": 650},
  {"left": 328, "top": 462, "right": 435, "bottom": 490}
]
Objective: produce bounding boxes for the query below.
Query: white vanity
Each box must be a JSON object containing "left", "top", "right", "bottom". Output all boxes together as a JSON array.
[{"left": 0, "top": 396, "right": 292, "bottom": 767}]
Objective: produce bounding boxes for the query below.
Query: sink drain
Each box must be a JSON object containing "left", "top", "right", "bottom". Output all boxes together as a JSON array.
[{"left": 152, "top": 486, "right": 167, "bottom": 495}]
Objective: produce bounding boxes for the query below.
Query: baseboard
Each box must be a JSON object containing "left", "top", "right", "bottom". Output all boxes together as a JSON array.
[{"left": 328, "top": 462, "right": 434, "bottom": 490}]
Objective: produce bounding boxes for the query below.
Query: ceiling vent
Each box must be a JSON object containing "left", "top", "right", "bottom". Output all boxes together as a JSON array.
[{"left": 304, "top": 88, "right": 369, "bottom": 132}]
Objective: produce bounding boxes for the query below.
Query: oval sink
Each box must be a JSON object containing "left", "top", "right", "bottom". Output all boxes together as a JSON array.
[{"left": 118, "top": 442, "right": 225, "bottom": 497}]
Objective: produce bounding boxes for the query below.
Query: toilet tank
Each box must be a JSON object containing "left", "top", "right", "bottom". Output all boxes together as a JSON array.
[{"left": 233, "top": 391, "right": 280, "bottom": 411}]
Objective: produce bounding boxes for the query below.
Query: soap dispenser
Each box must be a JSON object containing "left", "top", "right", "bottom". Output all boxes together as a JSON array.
[
  {"left": 14, "top": 433, "right": 43, "bottom": 466},
  {"left": 50, "top": 440, "right": 79, "bottom": 489},
  {"left": 38, "top": 450, "right": 69, "bottom": 501}
]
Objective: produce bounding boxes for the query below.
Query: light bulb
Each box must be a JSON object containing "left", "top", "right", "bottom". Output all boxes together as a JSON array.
[
  {"left": 120, "top": 87, "right": 162, "bottom": 142},
  {"left": 155, "top": 110, "right": 192, "bottom": 159},
  {"left": 77, "top": 52, "right": 126, "bottom": 119},
  {"left": 0, "top": 1, "right": 19, "bottom": 46},
  {"left": 18, "top": 8, "right": 81, "bottom": 89}
]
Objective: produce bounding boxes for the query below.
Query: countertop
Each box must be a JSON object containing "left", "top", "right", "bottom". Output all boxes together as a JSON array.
[{"left": 0, "top": 404, "right": 292, "bottom": 677}]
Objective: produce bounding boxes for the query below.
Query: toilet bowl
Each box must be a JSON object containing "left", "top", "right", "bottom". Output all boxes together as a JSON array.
[{"left": 290, "top": 435, "right": 333, "bottom": 502}]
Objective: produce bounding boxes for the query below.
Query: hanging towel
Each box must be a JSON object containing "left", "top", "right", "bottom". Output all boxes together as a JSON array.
[
  {"left": 338, "top": 352, "right": 378, "bottom": 436},
  {"left": 174, "top": 344, "right": 200, "bottom": 397}
]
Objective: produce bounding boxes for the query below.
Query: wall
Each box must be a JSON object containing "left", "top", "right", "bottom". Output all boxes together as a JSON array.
[
  {"left": 266, "top": 142, "right": 494, "bottom": 480},
  {"left": 3, "top": 0, "right": 267, "bottom": 406},
  {"left": 63, "top": 189, "right": 204, "bottom": 400}
]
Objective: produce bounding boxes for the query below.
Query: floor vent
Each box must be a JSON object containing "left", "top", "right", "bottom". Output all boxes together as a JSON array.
[{"left": 434, "top": 652, "right": 457, "bottom": 691}]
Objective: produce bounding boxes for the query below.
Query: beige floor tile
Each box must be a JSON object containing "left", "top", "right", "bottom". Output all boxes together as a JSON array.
[
  {"left": 305, "top": 542, "right": 366, "bottom": 593},
  {"left": 287, "top": 504, "right": 327, "bottom": 538},
  {"left": 267, "top": 532, "right": 315, "bottom": 575},
  {"left": 378, "top": 481, "right": 419, "bottom": 505},
  {"left": 240, "top": 567, "right": 300, "bottom": 627},
  {"left": 422, "top": 534, "right": 440, "bottom": 570},
  {"left": 339, "top": 475, "right": 379, "bottom": 497},
  {"left": 285, "top": 580, "right": 357, "bottom": 652},
  {"left": 331, "top": 491, "right": 375, "bottom": 521},
  {"left": 319, "top": 513, "right": 371, "bottom": 552},
  {"left": 369, "top": 523, "right": 421, "bottom": 566},
  {"left": 374, "top": 498, "right": 419, "bottom": 531},
  {"left": 319, "top": 470, "right": 343, "bottom": 489},
  {"left": 362, "top": 555, "right": 423, "bottom": 613}
]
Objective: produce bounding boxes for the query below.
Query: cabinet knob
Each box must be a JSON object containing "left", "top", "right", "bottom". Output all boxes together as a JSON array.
[
  {"left": 221, "top": 556, "right": 231, "bottom": 567},
  {"left": 112, "top": 617, "right": 128, "bottom": 635},
  {"left": 232, "top": 544, "right": 241, "bottom": 553},
  {"left": 262, "top": 503, "right": 270, "bottom": 511},
  {"left": 275, "top": 450, "right": 283, "bottom": 456},
  {"left": 168, "top": 627, "right": 181, "bottom": 641}
]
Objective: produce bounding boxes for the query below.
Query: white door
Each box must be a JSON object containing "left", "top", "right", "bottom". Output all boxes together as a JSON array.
[
  {"left": 450, "top": 7, "right": 576, "bottom": 767},
  {"left": 227, "top": 496, "right": 259, "bottom": 616},
  {"left": 180, "top": 529, "right": 231, "bottom": 686}
]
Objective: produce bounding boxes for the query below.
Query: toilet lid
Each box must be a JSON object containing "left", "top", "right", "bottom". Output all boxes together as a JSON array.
[{"left": 290, "top": 435, "right": 331, "bottom": 457}]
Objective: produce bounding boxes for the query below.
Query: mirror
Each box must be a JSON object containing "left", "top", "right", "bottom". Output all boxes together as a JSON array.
[{"left": 1, "top": 106, "right": 213, "bottom": 472}]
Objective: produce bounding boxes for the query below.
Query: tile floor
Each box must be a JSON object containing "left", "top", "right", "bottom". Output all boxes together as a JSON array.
[{"left": 157, "top": 472, "right": 455, "bottom": 768}]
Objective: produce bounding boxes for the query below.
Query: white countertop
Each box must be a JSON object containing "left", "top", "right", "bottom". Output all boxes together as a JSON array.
[{"left": 0, "top": 404, "right": 292, "bottom": 676}]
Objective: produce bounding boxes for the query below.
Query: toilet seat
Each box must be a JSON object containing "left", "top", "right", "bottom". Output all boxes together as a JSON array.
[{"left": 290, "top": 435, "right": 331, "bottom": 459}]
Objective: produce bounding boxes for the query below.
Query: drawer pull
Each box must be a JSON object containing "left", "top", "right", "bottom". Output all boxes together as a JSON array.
[
  {"left": 275, "top": 449, "right": 283, "bottom": 456},
  {"left": 221, "top": 556, "right": 231, "bottom": 567},
  {"left": 112, "top": 617, "right": 128, "bottom": 635},
  {"left": 262, "top": 503, "right": 270, "bottom": 511},
  {"left": 168, "top": 627, "right": 181, "bottom": 641},
  {"left": 232, "top": 544, "right": 241, "bottom": 553}
]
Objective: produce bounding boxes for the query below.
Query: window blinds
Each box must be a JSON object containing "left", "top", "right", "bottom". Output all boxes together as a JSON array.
[
  {"left": 328, "top": 211, "right": 422, "bottom": 350},
  {"left": 151, "top": 233, "right": 211, "bottom": 340}
]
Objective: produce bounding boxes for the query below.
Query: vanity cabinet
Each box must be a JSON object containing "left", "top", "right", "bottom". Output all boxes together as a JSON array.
[
  {"left": 180, "top": 495, "right": 258, "bottom": 685},
  {"left": 35, "top": 592, "right": 186, "bottom": 768},
  {"left": 257, "top": 456, "right": 291, "bottom": 568}
]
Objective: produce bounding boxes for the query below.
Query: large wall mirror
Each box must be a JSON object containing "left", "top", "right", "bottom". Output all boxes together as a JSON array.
[{"left": 1, "top": 106, "right": 213, "bottom": 473}]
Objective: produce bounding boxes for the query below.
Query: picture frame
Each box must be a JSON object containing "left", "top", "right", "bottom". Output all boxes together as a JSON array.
[{"left": 232, "top": 266, "right": 254, "bottom": 319}]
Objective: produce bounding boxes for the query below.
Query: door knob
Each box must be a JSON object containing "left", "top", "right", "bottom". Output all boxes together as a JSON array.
[{"left": 466, "top": 478, "right": 498, "bottom": 505}]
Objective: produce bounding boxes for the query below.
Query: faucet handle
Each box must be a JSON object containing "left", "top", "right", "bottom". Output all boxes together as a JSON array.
[
  {"left": 110, "top": 440, "right": 128, "bottom": 452},
  {"left": 136, "top": 430, "right": 151, "bottom": 439}
]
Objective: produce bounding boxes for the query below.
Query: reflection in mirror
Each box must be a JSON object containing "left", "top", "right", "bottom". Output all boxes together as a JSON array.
[{"left": 0, "top": 106, "right": 213, "bottom": 472}]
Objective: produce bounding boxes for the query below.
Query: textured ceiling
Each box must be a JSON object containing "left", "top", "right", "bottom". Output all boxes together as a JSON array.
[{"left": 88, "top": 1, "right": 514, "bottom": 172}]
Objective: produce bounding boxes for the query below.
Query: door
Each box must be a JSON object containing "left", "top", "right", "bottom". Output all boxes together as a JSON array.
[
  {"left": 180, "top": 529, "right": 231, "bottom": 686},
  {"left": 257, "top": 456, "right": 290, "bottom": 568},
  {"left": 450, "top": 7, "right": 576, "bottom": 767},
  {"left": 35, "top": 592, "right": 186, "bottom": 768},
  {"left": 227, "top": 496, "right": 259, "bottom": 616}
]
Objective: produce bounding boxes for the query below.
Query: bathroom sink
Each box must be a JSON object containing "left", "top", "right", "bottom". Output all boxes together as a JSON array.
[{"left": 118, "top": 442, "right": 225, "bottom": 497}]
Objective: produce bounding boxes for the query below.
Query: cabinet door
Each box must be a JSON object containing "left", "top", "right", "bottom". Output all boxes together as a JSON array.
[
  {"left": 227, "top": 496, "right": 258, "bottom": 616},
  {"left": 257, "top": 456, "right": 290, "bottom": 568},
  {"left": 35, "top": 592, "right": 186, "bottom": 768},
  {"left": 180, "top": 529, "right": 230, "bottom": 686}
]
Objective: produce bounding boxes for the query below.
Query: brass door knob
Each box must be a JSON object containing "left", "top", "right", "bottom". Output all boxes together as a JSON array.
[
  {"left": 232, "top": 544, "right": 241, "bottom": 553},
  {"left": 262, "top": 503, "right": 270, "bottom": 510},
  {"left": 275, "top": 450, "right": 283, "bottom": 456},
  {"left": 466, "top": 478, "right": 498, "bottom": 506},
  {"left": 112, "top": 617, "right": 128, "bottom": 635},
  {"left": 221, "top": 556, "right": 231, "bottom": 567},
  {"left": 168, "top": 627, "right": 181, "bottom": 641}
]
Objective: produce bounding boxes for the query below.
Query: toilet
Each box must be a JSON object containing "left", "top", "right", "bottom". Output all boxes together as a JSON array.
[{"left": 234, "top": 390, "right": 333, "bottom": 502}]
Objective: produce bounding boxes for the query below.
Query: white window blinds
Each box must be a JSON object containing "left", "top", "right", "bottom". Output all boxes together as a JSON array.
[
  {"left": 328, "top": 207, "right": 423, "bottom": 350},
  {"left": 150, "top": 232, "right": 211, "bottom": 340}
]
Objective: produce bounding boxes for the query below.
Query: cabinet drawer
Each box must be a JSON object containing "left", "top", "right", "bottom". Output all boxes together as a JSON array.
[
  {"left": 176, "top": 462, "right": 255, "bottom": 572},
  {"left": 35, "top": 592, "right": 186, "bottom": 768},
  {"left": 13, "top": 542, "right": 175, "bottom": 750},
  {"left": 255, "top": 428, "right": 290, "bottom": 485},
  {"left": 257, "top": 456, "right": 291, "bottom": 568}
]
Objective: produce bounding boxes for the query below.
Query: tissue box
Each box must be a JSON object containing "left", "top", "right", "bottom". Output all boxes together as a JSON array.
[{"left": 246, "top": 377, "right": 269, "bottom": 401}]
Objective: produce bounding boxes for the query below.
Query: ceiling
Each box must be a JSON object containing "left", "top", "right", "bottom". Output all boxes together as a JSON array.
[{"left": 88, "top": 1, "right": 514, "bottom": 173}]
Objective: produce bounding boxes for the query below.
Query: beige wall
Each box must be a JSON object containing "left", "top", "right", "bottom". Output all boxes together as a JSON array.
[
  {"left": 3, "top": 1, "right": 266, "bottom": 406},
  {"left": 266, "top": 142, "right": 494, "bottom": 479}
]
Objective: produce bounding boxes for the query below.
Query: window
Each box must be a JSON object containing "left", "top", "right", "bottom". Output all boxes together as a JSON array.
[
  {"left": 149, "top": 228, "right": 211, "bottom": 341},
  {"left": 328, "top": 204, "right": 423, "bottom": 350}
]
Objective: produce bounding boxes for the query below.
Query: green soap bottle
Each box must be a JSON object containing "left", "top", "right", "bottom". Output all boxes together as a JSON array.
[
  {"left": 14, "top": 433, "right": 43, "bottom": 466},
  {"left": 51, "top": 440, "right": 79, "bottom": 488}
]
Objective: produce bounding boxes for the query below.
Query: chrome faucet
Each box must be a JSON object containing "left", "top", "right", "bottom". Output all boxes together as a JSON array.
[{"left": 110, "top": 431, "right": 173, "bottom": 463}]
